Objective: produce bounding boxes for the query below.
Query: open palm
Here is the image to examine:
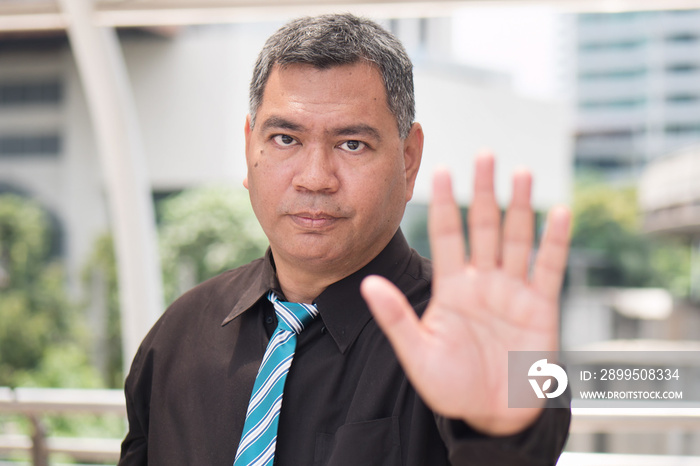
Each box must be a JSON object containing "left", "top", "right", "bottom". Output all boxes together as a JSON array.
[{"left": 361, "top": 153, "right": 571, "bottom": 435}]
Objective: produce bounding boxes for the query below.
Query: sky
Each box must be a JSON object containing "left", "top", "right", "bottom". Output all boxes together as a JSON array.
[{"left": 451, "top": 5, "right": 567, "bottom": 100}]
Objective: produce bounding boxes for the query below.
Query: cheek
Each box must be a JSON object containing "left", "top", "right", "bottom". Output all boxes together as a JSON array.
[
  {"left": 357, "top": 168, "right": 405, "bottom": 213},
  {"left": 380, "top": 161, "right": 407, "bottom": 198},
  {"left": 247, "top": 166, "right": 272, "bottom": 212},
  {"left": 248, "top": 160, "right": 291, "bottom": 214},
  {"left": 248, "top": 153, "right": 275, "bottom": 194}
]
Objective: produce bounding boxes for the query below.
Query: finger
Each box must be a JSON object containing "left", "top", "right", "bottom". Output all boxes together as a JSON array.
[
  {"left": 361, "top": 275, "right": 426, "bottom": 368},
  {"left": 502, "top": 170, "right": 534, "bottom": 280},
  {"left": 532, "top": 206, "right": 572, "bottom": 301},
  {"left": 468, "top": 152, "right": 500, "bottom": 270},
  {"left": 429, "top": 167, "right": 466, "bottom": 279}
]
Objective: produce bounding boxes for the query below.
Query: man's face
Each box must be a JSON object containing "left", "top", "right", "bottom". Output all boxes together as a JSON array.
[{"left": 244, "top": 62, "right": 422, "bottom": 280}]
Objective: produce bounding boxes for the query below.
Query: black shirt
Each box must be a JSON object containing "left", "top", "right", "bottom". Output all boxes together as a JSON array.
[{"left": 119, "top": 230, "right": 570, "bottom": 465}]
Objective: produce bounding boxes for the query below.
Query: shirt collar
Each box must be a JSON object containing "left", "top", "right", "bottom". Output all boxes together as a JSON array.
[
  {"left": 222, "top": 229, "right": 413, "bottom": 353},
  {"left": 221, "top": 249, "right": 278, "bottom": 326}
]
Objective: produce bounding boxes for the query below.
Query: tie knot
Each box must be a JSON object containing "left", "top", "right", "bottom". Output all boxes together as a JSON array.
[{"left": 267, "top": 291, "right": 319, "bottom": 334}]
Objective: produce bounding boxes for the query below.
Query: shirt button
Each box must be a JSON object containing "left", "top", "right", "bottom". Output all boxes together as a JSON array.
[
  {"left": 321, "top": 326, "right": 327, "bottom": 335},
  {"left": 265, "top": 316, "right": 274, "bottom": 324}
]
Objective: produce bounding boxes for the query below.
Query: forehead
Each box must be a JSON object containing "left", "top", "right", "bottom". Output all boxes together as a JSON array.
[{"left": 257, "top": 62, "right": 397, "bottom": 134}]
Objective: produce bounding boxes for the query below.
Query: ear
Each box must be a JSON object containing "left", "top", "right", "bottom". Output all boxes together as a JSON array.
[
  {"left": 403, "top": 122, "right": 424, "bottom": 203},
  {"left": 243, "top": 115, "right": 253, "bottom": 190}
]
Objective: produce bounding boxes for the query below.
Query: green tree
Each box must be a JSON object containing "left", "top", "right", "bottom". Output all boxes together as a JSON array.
[
  {"left": 159, "top": 184, "right": 268, "bottom": 304},
  {"left": 0, "top": 194, "right": 93, "bottom": 387},
  {"left": 81, "top": 233, "right": 123, "bottom": 388},
  {"left": 571, "top": 182, "right": 690, "bottom": 295}
]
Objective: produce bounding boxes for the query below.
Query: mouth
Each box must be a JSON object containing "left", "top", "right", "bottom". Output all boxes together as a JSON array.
[{"left": 289, "top": 212, "right": 341, "bottom": 229}]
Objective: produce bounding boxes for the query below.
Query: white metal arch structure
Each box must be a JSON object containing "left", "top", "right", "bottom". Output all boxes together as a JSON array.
[
  {"left": 58, "top": 0, "right": 165, "bottom": 376},
  {"left": 2, "top": 0, "right": 700, "bottom": 374},
  {"left": 0, "top": 1, "right": 700, "bottom": 31}
]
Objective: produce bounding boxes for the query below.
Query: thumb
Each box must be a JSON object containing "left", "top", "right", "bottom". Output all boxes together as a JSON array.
[{"left": 360, "top": 275, "right": 424, "bottom": 367}]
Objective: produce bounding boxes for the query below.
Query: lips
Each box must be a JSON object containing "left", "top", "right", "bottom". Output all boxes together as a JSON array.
[{"left": 289, "top": 212, "right": 340, "bottom": 229}]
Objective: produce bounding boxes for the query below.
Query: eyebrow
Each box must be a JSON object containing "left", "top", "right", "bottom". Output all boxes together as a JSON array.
[
  {"left": 260, "top": 116, "right": 305, "bottom": 133},
  {"left": 332, "top": 124, "right": 382, "bottom": 142}
]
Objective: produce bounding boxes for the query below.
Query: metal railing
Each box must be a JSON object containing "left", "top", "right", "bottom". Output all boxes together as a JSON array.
[
  {"left": 1, "top": 387, "right": 700, "bottom": 465},
  {"left": 0, "top": 387, "right": 125, "bottom": 465}
]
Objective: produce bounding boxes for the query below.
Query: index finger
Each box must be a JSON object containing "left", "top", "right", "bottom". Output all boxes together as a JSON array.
[{"left": 532, "top": 206, "right": 572, "bottom": 301}]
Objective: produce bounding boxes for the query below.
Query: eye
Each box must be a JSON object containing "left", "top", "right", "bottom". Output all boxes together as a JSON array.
[
  {"left": 272, "top": 134, "right": 298, "bottom": 147},
  {"left": 339, "top": 140, "right": 366, "bottom": 152}
]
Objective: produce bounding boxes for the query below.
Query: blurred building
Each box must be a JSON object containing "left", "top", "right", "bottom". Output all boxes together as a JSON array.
[
  {"left": 639, "top": 143, "right": 700, "bottom": 300},
  {"left": 564, "top": 115, "right": 700, "bottom": 457},
  {"left": 0, "top": 24, "right": 278, "bottom": 292},
  {"left": 639, "top": 143, "right": 700, "bottom": 237},
  {"left": 568, "top": 13, "right": 700, "bottom": 456},
  {"left": 573, "top": 9, "right": 700, "bottom": 179},
  {"left": 0, "top": 17, "right": 571, "bottom": 291}
]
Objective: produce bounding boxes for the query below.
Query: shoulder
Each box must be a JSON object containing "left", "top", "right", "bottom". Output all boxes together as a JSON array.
[
  {"left": 171, "top": 258, "right": 265, "bottom": 314},
  {"left": 125, "top": 258, "right": 267, "bottom": 380}
]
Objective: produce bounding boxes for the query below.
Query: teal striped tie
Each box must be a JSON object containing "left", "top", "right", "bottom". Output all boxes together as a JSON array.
[{"left": 233, "top": 291, "right": 318, "bottom": 466}]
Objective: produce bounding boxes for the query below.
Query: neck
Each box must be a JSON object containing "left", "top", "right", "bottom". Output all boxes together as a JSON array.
[
  {"left": 270, "top": 230, "right": 399, "bottom": 304},
  {"left": 274, "top": 259, "right": 347, "bottom": 304},
  {"left": 272, "top": 247, "right": 386, "bottom": 304}
]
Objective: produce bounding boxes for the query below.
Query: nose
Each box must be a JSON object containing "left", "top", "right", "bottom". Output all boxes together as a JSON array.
[{"left": 292, "top": 145, "right": 340, "bottom": 194}]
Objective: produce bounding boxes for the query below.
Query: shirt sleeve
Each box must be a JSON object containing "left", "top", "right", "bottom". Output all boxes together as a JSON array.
[
  {"left": 118, "top": 345, "right": 150, "bottom": 466},
  {"left": 435, "top": 390, "right": 571, "bottom": 466}
]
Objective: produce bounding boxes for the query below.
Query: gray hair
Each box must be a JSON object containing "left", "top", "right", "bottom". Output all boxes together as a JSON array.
[{"left": 249, "top": 13, "right": 415, "bottom": 139}]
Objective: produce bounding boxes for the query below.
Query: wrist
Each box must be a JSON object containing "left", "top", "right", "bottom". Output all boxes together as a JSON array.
[{"left": 462, "top": 406, "right": 544, "bottom": 437}]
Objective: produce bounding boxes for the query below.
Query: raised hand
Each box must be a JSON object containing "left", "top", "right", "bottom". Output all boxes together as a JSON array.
[{"left": 360, "top": 153, "right": 571, "bottom": 436}]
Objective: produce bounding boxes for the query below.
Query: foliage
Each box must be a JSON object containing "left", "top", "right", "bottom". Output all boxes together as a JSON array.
[
  {"left": 14, "top": 343, "right": 103, "bottom": 389},
  {"left": 0, "top": 194, "right": 86, "bottom": 387},
  {"left": 81, "top": 233, "right": 123, "bottom": 388},
  {"left": 158, "top": 184, "right": 268, "bottom": 304},
  {"left": 571, "top": 181, "right": 690, "bottom": 295},
  {"left": 0, "top": 194, "right": 115, "bottom": 458}
]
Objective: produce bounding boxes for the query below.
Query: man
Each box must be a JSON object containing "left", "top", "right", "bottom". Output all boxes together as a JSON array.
[{"left": 119, "top": 13, "right": 571, "bottom": 465}]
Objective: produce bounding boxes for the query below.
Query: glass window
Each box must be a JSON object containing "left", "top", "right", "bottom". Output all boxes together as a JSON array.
[
  {"left": 574, "top": 157, "right": 630, "bottom": 171},
  {"left": 666, "top": 33, "right": 698, "bottom": 43},
  {"left": 580, "top": 40, "right": 645, "bottom": 52},
  {"left": 666, "top": 63, "right": 699, "bottom": 73},
  {"left": 667, "top": 94, "right": 700, "bottom": 103},
  {"left": 579, "top": 69, "right": 647, "bottom": 81},
  {"left": 576, "top": 130, "right": 637, "bottom": 142},
  {"left": 580, "top": 98, "right": 645, "bottom": 109},
  {"left": 0, "top": 80, "right": 62, "bottom": 106},
  {"left": 0, "top": 134, "right": 61, "bottom": 157},
  {"left": 665, "top": 123, "right": 700, "bottom": 135},
  {"left": 578, "top": 12, "right": 652, "bottom": 24}
]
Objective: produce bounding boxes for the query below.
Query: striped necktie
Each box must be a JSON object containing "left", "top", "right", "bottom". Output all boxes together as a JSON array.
[{"left": 233, "top": 291, "right": 319, "bottom": 466}]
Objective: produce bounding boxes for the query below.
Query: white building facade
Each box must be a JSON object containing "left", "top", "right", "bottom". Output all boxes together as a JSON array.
[{"left": 573, "top": 9, "right": 700, "bottom": 178}]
